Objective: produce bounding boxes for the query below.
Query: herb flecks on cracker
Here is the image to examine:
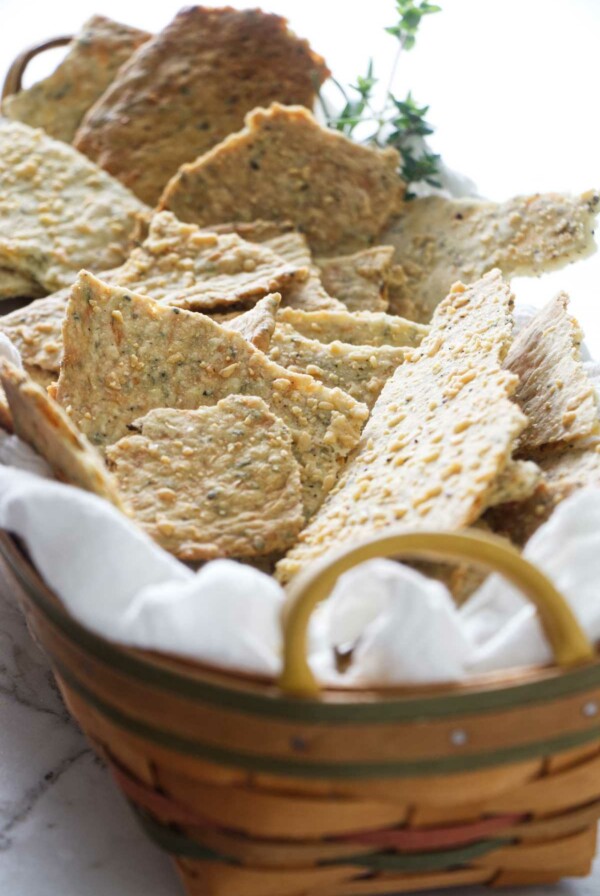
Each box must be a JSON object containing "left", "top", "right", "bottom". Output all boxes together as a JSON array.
[
  {"left": 0, "top": 360, "right": 124, "bottom": 508},
  {"left": 159, "top": 103, "right": 404, "bottom": 255},
  {"left": 277, "top": 307, "right": 429, "bottom": 348},
  {"left": 505, "top": 293, "right": 599, "bottom": 449},
  {"left": 74, "top": 7, "right": 329, "bottom": 204},
  {"left": 57, "top": 272, "right": 368, "bottom": 516},
  {"left": 380, "top": 192, "right": 600, "bottom": 321},
  {"left": 277, "top": 270, "right": 526, "bottom": 583},
  {"left": 2, "top": 16, "right": 150, "bottom": 143},
  {"left": 106, "top": 396, "right": 304, "bottom": 561},
  {"left": 0, "top": 120, "right": 148, "bottom": 291}
]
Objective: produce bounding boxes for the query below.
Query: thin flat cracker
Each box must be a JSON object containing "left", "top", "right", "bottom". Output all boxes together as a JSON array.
[
  {"left": 0, "top": 120, "right": 148, "bottom": 291},
  {"left": 209, "top": 221, "right": 344, "bottom": 311},
  {"left": 57, "top": 272, "right": 369, "bottom": 516},
  {"left": 277, "top": 270, "right": 526, "bottom": 583},
  {"left": 276, "top": 307, "right": 429, "bottom": 348},
  {"left": 223, "top": 294, "right": 281, "bottom": 352},
  {"left": 0, "top": 268, "right": 45, "bottom": 301},
  {"left": 317, "top": 246, "right": 395, "bottom": 312},
  {"left": 113, "top": 212, "right": 306, "bottom": 312},
  {"left": 2, "top": 16, "right": 150, "bottom": 143},
  {"left": 0, "top": 290, "right": 69, "bottom": 372},
  {"left": 268, "top": 328, "right": 406, "bottom": 408},
  {"left": 0, "top": 360, "right": 123, "bottom": 507},
  {"left": 74, "top": 8, "right": 329, "bottom": 204},
  {"left": 486, "top": 442, "right": 600, "bottom": 546},
  {"left": 505, "top": 293, "right": 599, "bottom": 448},
  {"left": 105, "top": 396, "right": 304, "bottom": 560},
  {"left": 380, "top": 192, "right": 600, "bottom": 321},
  {"left": 483, "top": 459, "right": 541, "bottom": 509},
  {"left": 159, "top": 104, "right": 405, "bottom": 255}
]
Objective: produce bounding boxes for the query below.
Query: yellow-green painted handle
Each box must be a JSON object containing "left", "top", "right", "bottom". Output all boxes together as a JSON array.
[
  {"left": 279, "top": 529, "right": 595, "bottom": 697},
  {"left": 2, "top": 36, "right": 72, "bottom": 101}
]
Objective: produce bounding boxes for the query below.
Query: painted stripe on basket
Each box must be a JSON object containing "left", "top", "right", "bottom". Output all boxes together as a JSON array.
[
  {"left": 5, "top": 534, "right": 600, "bottom": 726},
  {"left": 56, "top": 662, "right": 600, "bottom": 779},
  {"left": 133, "top": 805, "right": 510, "bottom": 872}
]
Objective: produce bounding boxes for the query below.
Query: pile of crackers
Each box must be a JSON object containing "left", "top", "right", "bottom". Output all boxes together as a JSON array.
[{"left": 1, "top": 8, "right": 599, "bottom": 586}]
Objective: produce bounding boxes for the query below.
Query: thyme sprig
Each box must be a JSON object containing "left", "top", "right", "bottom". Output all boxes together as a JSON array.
[{"left": 322, "top": 1, "right": 442, "bottom": 197}]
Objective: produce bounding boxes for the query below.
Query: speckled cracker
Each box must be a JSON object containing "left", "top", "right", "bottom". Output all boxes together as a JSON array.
[
  {"left": 160, "top": 104, "right": 404, "bottom": 255},
  {"left": 57, "top": 272, "right": 368, "bottom": 515},
  {"left": 0, "top": 268, "right": 45, "bottom": 301},
  {"left": 380, "top": 192, "right": 600, "bottom": 321},
  {"left": 0, "top": 121, "right": 148, "bottom": 291},
  {"left": 277, "top": 307, "right": 428, "bottom": 348},
  {"left": 0, "top": 290, "right": 69, "bottom": 372},
  {"left": 0, "top": 361, "right": 123, "bottom": 507},
  {"left": 317, "top": 246, "right": 395, "bottom": 312},
  {"left": 113, "top": 212, "right": 306, "bottom": 312},
  {"left": 209, "top": 220, "right": 344, "bottom": 311},
  {"left": 74, "top": 8, "right": 329, "bottom": 204},
  {"left": 505, "top": 293, "right": 599, "bottom": 449},
  {"left": 2, "top": 16, "right": 150, "bottom": 143},
  {"left": 277, "top": 270, "right": 526, "bottom": 583},
  {"left": 223, "top": 294, "right": 281, "bottom": 352},
  {"left": 105, "top": 396, "right": 304, "bottom": 560},
  {"left": 268, "top": 328, "right": 406, "bottom": 408}
]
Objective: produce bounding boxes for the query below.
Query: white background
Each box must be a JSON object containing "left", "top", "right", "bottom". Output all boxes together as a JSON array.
[{"left": 0, "top": 2, "right": 599, "bottom": 895}]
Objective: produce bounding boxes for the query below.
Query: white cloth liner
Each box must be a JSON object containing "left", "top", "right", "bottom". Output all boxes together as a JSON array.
[{"left": 0, "top": 312, "right": 599, "bottom": 687}]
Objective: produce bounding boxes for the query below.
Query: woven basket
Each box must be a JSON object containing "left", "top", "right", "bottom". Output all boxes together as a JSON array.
[{"left": 2, "top": 526, "right": 600, "bottom": 896}]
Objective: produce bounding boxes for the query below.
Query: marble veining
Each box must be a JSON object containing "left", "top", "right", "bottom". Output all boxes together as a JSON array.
[{"left": 1, "top": 557, "right": 599, "bottom": 896}]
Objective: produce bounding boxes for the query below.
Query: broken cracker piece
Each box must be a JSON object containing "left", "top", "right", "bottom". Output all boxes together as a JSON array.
[
  {"left": 0, "top": 290, "right": 69, "bottom": 372},
  {"left": 2, "top": 16, "right": 150, "bottom": 143},
  {"left": 380, "top": 192, "right": 600, "bottom": 321},
  {"left": 57, "top": 272, "right": 368, "bottom": 515},
  {"left": 277, "top": 307, "right": 429, "bottom": 348},
  {"left": 74, "top": 8, "right": 329, "bottom": 204},
  {"left": 277, "top": 270, "right": 526, "bottom": 583},
  {"left": 0, "top": 268, "right": 45, "bottom": 301},
  {"left": 0, "top": 360, "right": 123, "bottom": 507},
  {"left": 0, "top": 120, "right": 148, "bottom": 291},
  {"left": 111, "top": 211, "right": 306, "bottom": 312},
  {"left": 106, "top": 396, "right": 304, "bottom": 560},
  {"left": 483, "top": 459, "right": 541, "bottom": 509},
  {"left": 268, "top": 328, "right": 406, "bottom": 408},
  {"left": 317, "top": 246, "right": 395, "bottom": 312},
  {"left": 223, "top": 294, "right": 281, "bottom": 352},
  {"left": 505, "top": 293, "right": 599, "bottom": 449},
  {"left": 159, "top": 103, "right": 404, "bottom": 255}
]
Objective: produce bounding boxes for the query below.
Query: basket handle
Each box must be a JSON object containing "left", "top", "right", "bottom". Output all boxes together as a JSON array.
[
  {"left": 279, "top": 528, "right": 595, "bottom": 697},
  {"left": 2, "top": 36, "right": 73, "bottom": 101}
]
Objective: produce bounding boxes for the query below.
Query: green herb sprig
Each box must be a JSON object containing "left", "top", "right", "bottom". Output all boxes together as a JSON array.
[{"left": 321, "top": 1, "right": 442, "bottom": 197}]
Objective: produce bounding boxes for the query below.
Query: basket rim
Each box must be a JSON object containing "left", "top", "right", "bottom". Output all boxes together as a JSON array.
[{"left": 4, "top": 528, "right": 600, "bottom": 719}]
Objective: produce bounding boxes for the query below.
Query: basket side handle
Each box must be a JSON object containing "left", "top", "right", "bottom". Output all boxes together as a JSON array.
[
  {"left": 2, "top": 36, "right": 73, "bottom": 101},
  {"left": 279, "top": 528, "right": 595, "bottom": 697}
]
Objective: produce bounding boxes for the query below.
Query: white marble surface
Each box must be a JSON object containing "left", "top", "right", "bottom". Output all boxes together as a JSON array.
[{"left": 1, "top": 1, "right": 600, "bottom": 894}]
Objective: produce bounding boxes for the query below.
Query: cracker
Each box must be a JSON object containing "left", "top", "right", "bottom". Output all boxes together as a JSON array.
[
  {"left": 380, "top": 192, "right": 600, "bottom": 321},
  {"left": 223, "top": 294, "right": 281, "bottom": 352},
  {"left": 113, "top": 211, "right": 306, "bottom": 312},
  {"left": 209, "top": 221, "right": 344, "bottom": 311},
  {"left": 0, "top": 268, "right": 45, "bottom": 301},
  {"left": 505, "top": 293, "right": 599, "bottom": 448},
  {"left": 277, "top": 307, "right": 429, "bottom": 348},
  {"left": 0, "top": 290, "right": 69, "bottom": 372},
  {"left": 159, "top": 103, "right": 405, "bottom": 254},
  {"left": 0, "top": 361, "right": 123, "bottom": 507},
  {"left": 57, "top": 272, "right": 369, "bottom": 515},
  {"left": 74, "top": 8, "right": 329, "bottom": 204},
  {"left": 0, "top": 121, "right": 148, "bottom": 291},
  {"left": 105, "top": 396, "right": 304, "bottom": 560},
  {"left": 23, "top": 364, "right": 56, "bottom": 391},
  {"left": 2, "top": 16, "right": 150, "bottom": 143},
  {"left": 486, "top": 442, "right": 600, "bottom": 546},
  {"left": 268, "top": 328, "right": 406, "bottom": 408},
  {"left": 277, "top": 270, "right": 526, "bottom": 583},
  {"left": 317, "top": 246, "right": 395, "bottom": 312},
  {"left": 483, "top": 459, "right": 541, "bottom": 509}
]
